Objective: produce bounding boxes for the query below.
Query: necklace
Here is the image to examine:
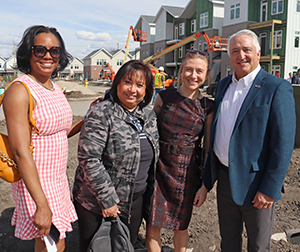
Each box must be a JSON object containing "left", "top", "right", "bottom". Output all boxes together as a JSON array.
[{"left": 30, "top": 74, "right": 55, "bottom": 91}]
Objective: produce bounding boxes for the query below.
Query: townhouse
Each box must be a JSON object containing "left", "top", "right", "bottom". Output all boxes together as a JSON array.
[
  {"left": 134, "top": 0, "right": 300, "bottom": 81},
  {"left": 221, "top": 0, "right": 300, "bottom": 79},
  {"left": 82, "top": 48, "right": 139, "bottom": 80}
]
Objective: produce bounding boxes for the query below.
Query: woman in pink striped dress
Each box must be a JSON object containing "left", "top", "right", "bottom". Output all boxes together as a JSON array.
[{"left": 2, "top": 25, "right": 77, "bottom": 252}]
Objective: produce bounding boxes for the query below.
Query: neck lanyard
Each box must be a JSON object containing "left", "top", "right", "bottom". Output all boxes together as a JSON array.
[{"left": 125, "top": 110, "right": 143, "bottom": 133}]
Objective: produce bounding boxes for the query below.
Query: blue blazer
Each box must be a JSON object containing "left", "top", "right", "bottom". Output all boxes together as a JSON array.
[{"left": 203, "top": 69, "right": 296, "bottom": 206}]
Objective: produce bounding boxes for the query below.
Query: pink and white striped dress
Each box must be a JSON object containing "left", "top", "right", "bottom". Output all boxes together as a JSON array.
[{"left": 11, "top": 74, "right": 77, "bottom": 240}]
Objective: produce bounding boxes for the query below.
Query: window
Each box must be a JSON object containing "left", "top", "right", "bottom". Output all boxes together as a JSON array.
[
  {"left": 190, "top": 43, "right": 194, "bottom": 50},
  {"left": 198, "top": 41, "right": 202, "bottom": 51},
  {"left": 271, "top": 0, "right": 283, "bottom": 15},
  {"left": 261, "top": 1, "right": 268, "bottom": 22},
  {"left": 297, "top": 0, "right": 300, "bottom": 12},
  {"left": 97, "top": 59, "right": 100, "bottom": 65},
  {"left": 272, "top": 65, "right": 281, "bottom": 77},
  {"left": 230, "top": 3, "right": 240, "bottom": 20},
  {"left": 200, "top": 12, "right": 208, "bottom": 28},
  {"left": 191, "top": 19, "right": 196, "bottom": 33},
  {"left": 157, "top": 27, "right": 163, "bottom": 39},
  {"left": 150, "top": 27, "right": 156, "bottom": 35},
  {"left": 179, "top": 23, "right": 185, "bottom": 36},
  {"left": 70, "top": 65, "right": 73, "bottom": 69},
  {"left": 236, "top": 4, "right": 240, "bottom": 18},
  {"left": 103, "top": 59, "right": 107, "bottom": 66},
  {"left": 117, "top": 59, "right": 123, "bottom": 66},
  {"left": 271, "top": 30, "right": 282, "bottom": 49},
  {"left": 204, "top": 42, "right": 208, "bottom": 52},
  {"left": 226, "top": 66, "right": 231, "bottom": 76},
  {"left": 179, "top": 46, "right": 183, "bottom": 59},
  {"left": 75, "top": 65, "right": 79, "bottom": 69},
  {"left": 295, "top": 31, "right": 300, "bottom": 48},
  {"left": 259, "top": 32, "right": 267, "bottom": 56},
  {"left": 174, "top": 25, "right": 178, "bottom": 39}
]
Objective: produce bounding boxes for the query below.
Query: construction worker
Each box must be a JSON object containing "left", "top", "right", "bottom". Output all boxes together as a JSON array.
[{"left": 153, "top": 66, "right": 165, "bottom": 103}]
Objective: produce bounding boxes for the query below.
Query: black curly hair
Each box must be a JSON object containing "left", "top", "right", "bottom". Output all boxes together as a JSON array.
[{"left": 17, "top": 25, "right": 72, "bottom": 78}]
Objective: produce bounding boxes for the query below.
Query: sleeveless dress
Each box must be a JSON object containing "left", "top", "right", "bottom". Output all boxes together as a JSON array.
[
  {"left": 11, "top": 75, "right": 77, "bottom": 240},
  {"left": 148, "top": 88, "right": 214, "bottom": 230}
]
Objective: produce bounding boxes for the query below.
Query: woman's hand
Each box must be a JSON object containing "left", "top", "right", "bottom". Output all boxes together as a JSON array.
[
  {"left": 102, "top": 204, "right": 121, "bottom": 218},
  {"left": 193, "top": 184, "right": 208, "bottom": 207},
  {"left": 34, "top": 204, "right": 53, "bottom": 236}
]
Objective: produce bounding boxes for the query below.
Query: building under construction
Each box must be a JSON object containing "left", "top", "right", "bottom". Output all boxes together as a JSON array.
[{"left": 133, "top": 0, "right": 300, "bottom": 82}]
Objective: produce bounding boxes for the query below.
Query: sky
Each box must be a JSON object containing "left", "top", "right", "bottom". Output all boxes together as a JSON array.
[{"left": 0, "top": 0, "right": 187, "bottom": 60}]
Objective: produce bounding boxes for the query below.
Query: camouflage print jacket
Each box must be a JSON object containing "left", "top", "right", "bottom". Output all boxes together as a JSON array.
[{"left": 73, "top": 98, "right": 159, "bottom": 220}]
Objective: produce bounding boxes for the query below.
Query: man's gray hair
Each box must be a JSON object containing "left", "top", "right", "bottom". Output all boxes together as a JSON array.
[{"left": 227, "top": 29, "right": 261, "bottom": 56}]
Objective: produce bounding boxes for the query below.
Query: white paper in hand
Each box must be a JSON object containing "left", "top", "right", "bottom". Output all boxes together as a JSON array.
[{"left": 43, "top": 234, "right": 57, "bottom": 252}]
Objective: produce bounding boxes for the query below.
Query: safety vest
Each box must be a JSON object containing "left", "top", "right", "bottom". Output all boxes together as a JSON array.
[{"left": 155, "top": 72, "right": 164, "bottom": 89}]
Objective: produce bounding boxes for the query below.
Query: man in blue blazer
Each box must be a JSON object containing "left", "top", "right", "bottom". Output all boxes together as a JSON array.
[{"left": 202, "top": 29, "right": 296, "bottom": 251}]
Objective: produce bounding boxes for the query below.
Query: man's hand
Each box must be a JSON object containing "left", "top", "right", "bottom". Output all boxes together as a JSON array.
[
  {"left": 193, "top": 184, "right": 207, "bottom": 207},
  {"left": 252, "top": 191, "right": 274, "bottom": 209}
]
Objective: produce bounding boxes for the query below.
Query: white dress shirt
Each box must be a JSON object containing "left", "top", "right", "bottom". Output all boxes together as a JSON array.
[{"left": 213, "top": 65, "right": 261, "bottom": 166}]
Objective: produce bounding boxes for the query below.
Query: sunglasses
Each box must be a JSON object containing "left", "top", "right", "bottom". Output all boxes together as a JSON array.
[
  {"left": 32, "top": 45, "right": 61, "bottom": 59},
  {"left": 186, "top": 49, "right": 209, "bottom": 56}
]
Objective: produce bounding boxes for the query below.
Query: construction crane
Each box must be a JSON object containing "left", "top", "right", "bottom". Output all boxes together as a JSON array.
[
  {"left": 143, "top": 32, "right": 228, "bottom": 65},
  {"left": 124, "top": 26, "right": 148, "bottom": 62},
  {"left": 103, "top": 62, "right": 116, "bottom": 81},
  {"left": 202, "top": 32, "right": 229, "bottom": 52}
]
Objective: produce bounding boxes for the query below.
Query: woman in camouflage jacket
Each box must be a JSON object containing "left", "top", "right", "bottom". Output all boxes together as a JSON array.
[{"left": 73, "top": 60, "right": 159, "bottom": 251}]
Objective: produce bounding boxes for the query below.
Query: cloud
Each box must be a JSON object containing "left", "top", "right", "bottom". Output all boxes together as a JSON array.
[{"left": 75, "top": 31, "right": 112, "bottom": 42}]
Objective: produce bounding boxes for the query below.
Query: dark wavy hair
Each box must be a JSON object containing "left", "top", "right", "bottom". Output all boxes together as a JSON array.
[
  {"left": 17, "top": 25, "right": 72, "bottom": 78},
  {"left": 109, "top": 60, "right": 154, "bottom": 108}
]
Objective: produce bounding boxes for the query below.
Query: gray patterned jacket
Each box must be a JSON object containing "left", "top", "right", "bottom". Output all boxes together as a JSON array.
[{"left": 73, "top": 97, "right": 159, "bottom": 220}]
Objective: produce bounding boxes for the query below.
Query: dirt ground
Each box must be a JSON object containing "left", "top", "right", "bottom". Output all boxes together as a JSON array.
[{"left": 0, "top": 92, "right": 300, "bottom": 251}]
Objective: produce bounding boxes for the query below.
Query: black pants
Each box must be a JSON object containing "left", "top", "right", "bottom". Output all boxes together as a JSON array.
[
  {"left": 74, "top": 189, "right": 145, "bottom": 252},
  {"left": 216, "top": 160, "right": 275, "bottom": 252}
]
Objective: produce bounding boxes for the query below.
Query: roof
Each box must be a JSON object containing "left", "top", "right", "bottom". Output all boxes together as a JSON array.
[
  {"left": 162, "top": 6, "right": 185, "bottom": 17},
  {"left": 71, "top": 57, "right": 84, "bottom": 64},
  {"left": 109, "top": 49, "right": 125, "bottom": 57},
  {"left": 153, "top": 5, "right": 185, "bottom": 23},
  {"left": 134, "top": 15, "right": 156, "bottom": 31},
  {"left": 83, "top": 49, "right": 100, "bottom": 59},
  {"left": 180, "top": 0, "right": 196, "bottom": 18},
  {"left": 141, "top": 15, "right": 155, "bottom": 24},
  {"left": 83, "top": 48, "right": 111, "bottom": 59},
  {"left": 181, "top": 0, "right": 224, "bottom": 18}
]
